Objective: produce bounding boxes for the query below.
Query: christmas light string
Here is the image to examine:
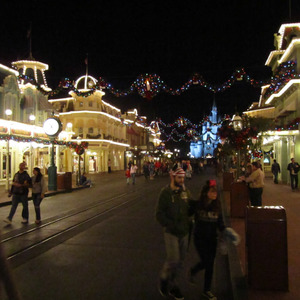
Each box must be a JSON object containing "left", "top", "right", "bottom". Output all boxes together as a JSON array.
[
  {"left": 17, "top": 68, "right": 262, "bottom": 99},
  {"left": 0, "top": 134, "right": 89, "bottom": 149},
  {"left": 17, "top": 61, "right": 297, "bottom": 102}
]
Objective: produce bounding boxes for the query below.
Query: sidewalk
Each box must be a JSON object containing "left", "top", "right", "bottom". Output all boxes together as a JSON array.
[
  {"left": 0, "top": 171, "right": 123, "bottom": 207},
  {"left": 224, "top": 178, "right": 300, "bottom": 300}
]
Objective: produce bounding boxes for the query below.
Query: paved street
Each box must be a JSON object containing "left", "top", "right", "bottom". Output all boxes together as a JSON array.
[
  {"left": 1, "top": 169, "right": 299, "bottom": 300},
  {"left": 0, "top": 169, "right": 232, "bottom": 300}
]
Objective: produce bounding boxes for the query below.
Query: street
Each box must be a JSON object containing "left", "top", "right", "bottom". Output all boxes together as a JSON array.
[{"left": 0, "top": 169, "right": 232, "bottom": 300}]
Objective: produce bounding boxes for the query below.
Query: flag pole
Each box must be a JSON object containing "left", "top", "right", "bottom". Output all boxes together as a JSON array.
[
  {"left": 84, "top": 53, "right": 88, "bottom": 89},
  {"left": 27, "top": 23, "right": 33, "bottom": 60}
]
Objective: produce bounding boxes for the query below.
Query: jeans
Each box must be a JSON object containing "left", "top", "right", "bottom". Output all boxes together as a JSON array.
[
  {"left": 160, "top": 232, "right": 188, "bottom": 288},
  {"left": 8, "top": 194, "right": 29, "bottom": 221},
  {"left": 32, "top": 193, "right": 43, "bottom": 221},
  {"left": 131, "top": 173, "right": 136, "bottom": 184},
  {"left": 290, "top": 174, "right": 298, "bottom": 190}
]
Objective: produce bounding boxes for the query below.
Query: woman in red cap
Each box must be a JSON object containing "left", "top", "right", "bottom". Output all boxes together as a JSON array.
[{"left": 188, "top": 180, "right": 239, "bottom": 300}]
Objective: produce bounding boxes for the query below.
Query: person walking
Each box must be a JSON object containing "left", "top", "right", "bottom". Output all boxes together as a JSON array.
[
  {"left": 156, "top": 167, "right": 193, "bottom": 300},
  {"left": 287, "top": 158, "right": 299, "bottom": 191},
  {"left": 185, "top": 161, "right": 192, "bottom": 180},
  {"left": 188, "top": 180, "right": 240, "bottom": 300},
  {"left": 271, "top": 159, "right": 281, "bottom": 184},
  {"left": 108, "top": 159, "right": 112, "bottom": 173},
  {"left": 143, "top": 161, "right": 150, "bottom": 180},
  {"left": 149, "top": 161, "right": 155, "bottom": 180},
  {"left": 31, "top": 167, "right": 47, "bottom": 224},
  {"left": 240, "top": 161, "right": 264, "bottom": 206},
  {"left": 125, "top": 167, "right": 131, "bottom": 185},
  {"left": 4, "top": 162, "right": 31, "bottom": 224},
  {"left": 130, "top": 163, "right": 138, "bottom": 185}
]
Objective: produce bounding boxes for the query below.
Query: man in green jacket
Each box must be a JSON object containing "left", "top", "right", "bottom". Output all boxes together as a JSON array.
[{"left": 156, "top": 167, "right": 193, "bottom": 300}]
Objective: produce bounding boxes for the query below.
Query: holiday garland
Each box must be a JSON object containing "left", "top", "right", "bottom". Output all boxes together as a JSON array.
[
  {"left": 17, "top": 61, "right": 297, "bottom": 102},
  {"left": 18, "top": 68, "right": 263, "bottom": 100},
  {"left": 0, "top": 134, "right": 89, "bottom": 150}
]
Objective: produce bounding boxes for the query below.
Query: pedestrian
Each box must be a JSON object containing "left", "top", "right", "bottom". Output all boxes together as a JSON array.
[
  {"left": 149, "top": 161, "right": 155, "bottom": 180},
  {"left": 31, "top": 167, "right": 47, "bottom": 224},
  {"left": 143, "top": 161, "right": 150, "bottom": 180},
  {"left": 125, "top": 167, "right": 131, "bottom": 185},
  {"left": 188, "top": 180, "right": 240, "bottom": 300},
  {"left": 185, "top": 161, "right": 192, "bottom": 180},
  {"left": 287, "top": 158, "right": 299, "bottom": 191},
  {"left": 240, "top": 161, "right": 264, "bottom": 206},
  {"left": 108, "top": 159, "right": 111, "bottom": 173},
  {"left": 79, "top": 172, "right": 92, "bottom": 187},
  {"left": 156, "top": 167, "right": 193, "bottom": 300},
  {"left": 4, "top": 162, "right": 32, "bottom": 224},
  {"left": 271, "top": 159, "right": 281, "bottom": 184},
  {"left": 130, "top": 163, "right": 138, "bottom": 185},
  {"left": 128, "top": 160, "right": 132, "bottom": 170}
]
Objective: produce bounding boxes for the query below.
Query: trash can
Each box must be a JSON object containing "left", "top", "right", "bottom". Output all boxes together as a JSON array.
[
  {"left": 246, "top": 206, "right": 288, "bottom": 291},
  {"left": 57, "top": 173, "right": 65, "bottom": 190},
  {"left": 64, "top": 172, "right": 72, "bottom": 190},
  {"left": 56, "top": 172, "right": 72, "bottom": 190},
  {"left": 223, "top": 172, "right": 234, "bottom": 191},
  {"left": 230, "top": 181, "right": 249, "bottom": 218}
]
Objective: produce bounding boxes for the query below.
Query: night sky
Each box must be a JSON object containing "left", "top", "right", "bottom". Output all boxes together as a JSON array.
[{"left": 1, "top": 1, "right": 300, "bottom": 124}]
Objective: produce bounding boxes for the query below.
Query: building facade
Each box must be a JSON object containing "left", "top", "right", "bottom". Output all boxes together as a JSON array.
[
  {"left": 244, "top": 23, "right": 300, "bottom": 182},
  {"left": 0, "top": 59, "right": 160, "bottom": 188}
]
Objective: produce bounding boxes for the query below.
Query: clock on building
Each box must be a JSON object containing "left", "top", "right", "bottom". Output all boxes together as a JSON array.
[{"left": 43, "top": 117, "right": 62, "bottom": 137}]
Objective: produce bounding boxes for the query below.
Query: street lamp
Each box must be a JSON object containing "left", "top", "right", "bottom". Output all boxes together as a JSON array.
[
  {"left": 5, "top": 109, "right": 12, "bottom": 192},
  {"left": 232, "top": 114, "right": 243, "bottom": 178},
  {"left": 43, "top": 116, "right": 62, "bottom": 191},
  {"left": 76, "top": 136, "right": 82, "bottom": 185},
  {"left": 29, "top": 114, "right": 36, "bottom": 122}
]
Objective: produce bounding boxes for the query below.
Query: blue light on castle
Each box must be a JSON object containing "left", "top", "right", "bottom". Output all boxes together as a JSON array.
[{"left": 190, "top": 101, "right": 221, "bottom": 158}]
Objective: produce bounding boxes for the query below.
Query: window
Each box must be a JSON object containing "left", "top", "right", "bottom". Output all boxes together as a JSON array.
[
  {"left": 79, "top": 102, "right": 83, "bottom": 107},
  {"left": 89, "top": 101, "right": 93, "bottom": 107},
  {"left": 88, "top": 127, "right": 93, "bottom": 134},
  {"left": 79, "top": 127, "right": 83, "bottom": 133}
]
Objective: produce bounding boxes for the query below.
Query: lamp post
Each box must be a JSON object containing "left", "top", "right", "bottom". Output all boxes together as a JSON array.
[
  {"left": 5, "top": 109, "right": 12, "bottom": 192},
  {"left": 232, "top": 114, "right": 243, "bottom": 178},
  {"left": 77, "top": 136, "right": 82, "bottom": 186},
  {"left": 43, "top": 116, "right": 62, "bottom": 191}
]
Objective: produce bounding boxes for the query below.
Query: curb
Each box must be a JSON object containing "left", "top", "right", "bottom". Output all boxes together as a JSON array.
[{"left": 0, "top": 185, "right": 89, "bottom": 208}]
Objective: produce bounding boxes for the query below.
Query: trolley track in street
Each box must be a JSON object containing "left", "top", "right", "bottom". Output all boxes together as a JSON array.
[{"left": 1, "top": 190, "right": 144, "bottom": 267}]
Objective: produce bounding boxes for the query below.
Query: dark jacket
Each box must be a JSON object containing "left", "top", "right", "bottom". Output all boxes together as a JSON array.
[
  {"left": 271, "top": 162, "right": 281, "bottom": 174},
  {"left": 11, "top": 171, "right": 31, "bottom": 195},
  {"left": 190, "top": 199, "right": 225, "bottom": 241},
  {"left": 287, "top": 162, "right": 299, "bottom": 175},
  {"left": 156, "top": 185, "right": 193, "bottom": 238}
]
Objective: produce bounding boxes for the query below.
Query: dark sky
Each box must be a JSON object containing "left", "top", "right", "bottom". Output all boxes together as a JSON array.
[{"left": 1, "top": 0, "right": 300, "bottom": 124}]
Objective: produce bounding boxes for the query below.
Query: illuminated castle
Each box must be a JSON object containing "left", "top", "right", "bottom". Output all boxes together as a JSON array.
[{"left": 190, "top": 101, "right": 221, "bottom": 158}]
